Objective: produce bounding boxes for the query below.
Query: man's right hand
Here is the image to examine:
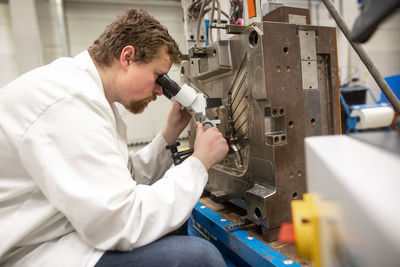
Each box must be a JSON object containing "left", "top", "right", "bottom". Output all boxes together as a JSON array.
[{"left": 192, "top": 122, "right": 229, "bottom": 170}]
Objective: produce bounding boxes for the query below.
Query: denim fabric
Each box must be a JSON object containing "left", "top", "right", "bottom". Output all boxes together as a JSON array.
[{"left": 95, "top": 223, "right": 226, "bottom": 267}]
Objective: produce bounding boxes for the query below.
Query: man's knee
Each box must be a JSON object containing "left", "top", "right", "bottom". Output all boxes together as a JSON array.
[{"left": 164, "top": 236, "right": 226, "bottom": 267}]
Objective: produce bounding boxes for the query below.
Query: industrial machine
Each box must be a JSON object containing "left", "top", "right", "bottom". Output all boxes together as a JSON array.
[
  {"left": 181, "top": 4, "right": 341, "bottom": 241},
  {"left": 292, "top": 131, "right": 400, "bottom": 267},
  {"left": 174, "top": 0, "right": 400, "bottom": 265}
]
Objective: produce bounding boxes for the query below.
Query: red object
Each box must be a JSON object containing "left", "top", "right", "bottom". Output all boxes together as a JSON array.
[{"left": 278, "top": 222, "right": 295, "bottom": 244}]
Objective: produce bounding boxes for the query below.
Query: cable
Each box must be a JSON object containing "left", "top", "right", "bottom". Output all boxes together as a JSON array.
[
  {"left": 203, "top": 8, "right": 229, "bottom": 20},
  {"left": 194, "top": 0, "right": 231, "bottom": 46},
  {"left": 196, "top": 0, "right": 208, "bottom": 46},
  {"left": 217, "top": 0, "right": 221, "bottom": 40},
  {"left": 208, "top": 0, "right": 228, "bottom": 43},
  {"left": 210, "top": 0, "right": 216, "bottom": 43}
]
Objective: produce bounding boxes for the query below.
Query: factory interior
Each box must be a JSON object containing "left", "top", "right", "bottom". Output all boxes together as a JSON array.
[{"left": 0, "top": 0, "right": 399, "bottom": 266}]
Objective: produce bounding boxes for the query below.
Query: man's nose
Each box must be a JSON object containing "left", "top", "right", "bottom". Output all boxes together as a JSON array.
[{"left": 154, "top": 84, "right": 163, "bottom": 96}]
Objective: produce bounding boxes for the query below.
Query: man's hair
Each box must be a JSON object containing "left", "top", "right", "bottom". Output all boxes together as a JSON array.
[{"left": 89, "top": 8, "right": 181, "bottom": 67}]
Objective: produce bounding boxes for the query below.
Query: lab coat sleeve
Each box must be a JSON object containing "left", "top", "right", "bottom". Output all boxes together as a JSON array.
[
  {"left": 17, "top": 94, "right": 208, "bottom": 251},
  {"left": 128, "top": 133, "right": 174, "bottom": 185}
]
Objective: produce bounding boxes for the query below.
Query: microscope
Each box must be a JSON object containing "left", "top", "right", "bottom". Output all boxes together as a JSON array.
[{"left": 156, "top": 74, "right": 221, "bottom": 165}]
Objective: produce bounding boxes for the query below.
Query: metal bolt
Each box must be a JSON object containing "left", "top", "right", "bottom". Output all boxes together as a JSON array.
[
  {"left": 200, "top": 205, "right": 206, "bottom": 209},
  {"left": 220, "top": 218, "right": 227, "bottom": 222},
  {"left": 246, "top": 236, "right": 254, "bottom": 240},
  {"left": 283, "top": 259, "right": 294, "bottom": 265}
]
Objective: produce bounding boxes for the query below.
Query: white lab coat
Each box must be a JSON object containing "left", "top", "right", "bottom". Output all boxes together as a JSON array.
[{"left": 0, "top": 51, "right": 207, "bottom": 266}]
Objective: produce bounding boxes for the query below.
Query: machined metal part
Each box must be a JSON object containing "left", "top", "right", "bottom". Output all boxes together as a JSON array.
[{"left": 182, "top": 7, "right": 340, "bottom": 241}]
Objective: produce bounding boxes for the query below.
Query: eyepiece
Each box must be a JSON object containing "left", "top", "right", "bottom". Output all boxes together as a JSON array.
[{"left": 156, "top": 74, "right": 181, "bottom": 99}]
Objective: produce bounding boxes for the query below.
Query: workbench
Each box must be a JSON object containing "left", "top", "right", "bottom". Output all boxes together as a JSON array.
[{"left": 188, "top": 197, "right": 311, "bottom": 267}]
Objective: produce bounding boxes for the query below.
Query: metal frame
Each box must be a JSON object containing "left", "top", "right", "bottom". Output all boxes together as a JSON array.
[{"left": 189, "top": 202, "right": 300, "bottom": 267}]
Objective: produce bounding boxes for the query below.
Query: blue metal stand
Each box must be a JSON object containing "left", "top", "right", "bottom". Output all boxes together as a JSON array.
[{"left": 189, "top": 202, "right": 300, "bottom": 267}]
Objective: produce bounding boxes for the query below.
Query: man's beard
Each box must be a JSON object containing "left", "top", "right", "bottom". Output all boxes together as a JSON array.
[{"left": 125, "top": 92, "right": 157, "bottom": 114}]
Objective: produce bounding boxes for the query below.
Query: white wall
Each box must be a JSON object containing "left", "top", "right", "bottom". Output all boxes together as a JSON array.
[
  {"left": 1, "top": 0, "right": 71, "bottom": 85},
  {"left": 356, "top": 10, "right": 400, "bottom": 103},
  {"left": 36, "top": 0, "right": 70, "bottom": 64},
  {"left": 0, "top": 2, "right": 18, "bottom": 87}
]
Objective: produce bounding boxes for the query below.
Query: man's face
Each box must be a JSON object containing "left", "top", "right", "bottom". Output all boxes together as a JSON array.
[
  {"left": 126, "top": 92, "right": 157, "bottom": 114},
  {"left": 120, "top": 47, "right": 172, "bottom": 114}
]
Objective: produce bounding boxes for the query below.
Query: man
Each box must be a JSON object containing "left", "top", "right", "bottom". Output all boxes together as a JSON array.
[{"left": 0, "top": 8, "right": 228, "bottom": 267}]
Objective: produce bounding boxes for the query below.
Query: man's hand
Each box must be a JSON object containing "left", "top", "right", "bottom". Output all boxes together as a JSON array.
[
  {"left": 162, "top": 102, "right": 192, "bottom": 144},
  {"left": 192, "top": 122, "right": 229, "bottom": 170}
]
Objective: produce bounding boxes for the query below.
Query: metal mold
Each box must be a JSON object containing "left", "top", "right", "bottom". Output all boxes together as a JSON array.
[{"left": 183, "top": 7, "right": 340, "bottom": 241}]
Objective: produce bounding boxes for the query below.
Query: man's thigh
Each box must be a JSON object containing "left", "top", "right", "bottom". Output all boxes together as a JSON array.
[{"left": 95, "top": 235, "right": 226, "bottom": 267}]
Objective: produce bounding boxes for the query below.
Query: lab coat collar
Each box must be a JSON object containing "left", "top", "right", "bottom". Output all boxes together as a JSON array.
[
  {"left": 74, "top": 51, "right": 129, "bottom": 155},
  {"left": 74, "top": 50, "right": 105, "bottom": 99}
]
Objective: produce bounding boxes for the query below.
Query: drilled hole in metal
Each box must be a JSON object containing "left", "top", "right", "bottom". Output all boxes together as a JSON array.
[
  {"left": 283, "top": 47, "right": 289, "bottom": 53},
  {"left": 254, "top": 207, "right": 262, "bottom": 220},
  {"left": 249, "top": 30, "right": 259, "bottom": 47}
]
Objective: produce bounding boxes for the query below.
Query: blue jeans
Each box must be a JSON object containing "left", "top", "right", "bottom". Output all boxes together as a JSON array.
[{"left": 95, "top": 223, "right": 226, "bottom": 267}]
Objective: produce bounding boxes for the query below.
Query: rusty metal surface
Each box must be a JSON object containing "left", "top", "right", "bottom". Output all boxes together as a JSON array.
[
  {"left": 182, "top": 7, "right": 340, "bottom": 242},
  {"left": 262, "top": 6, "right": 311, "bottom": 25}
]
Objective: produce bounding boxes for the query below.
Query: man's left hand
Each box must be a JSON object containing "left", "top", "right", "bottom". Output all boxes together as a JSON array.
[{"left": 162, "top": 102, "right": 192, "bottom": 144}]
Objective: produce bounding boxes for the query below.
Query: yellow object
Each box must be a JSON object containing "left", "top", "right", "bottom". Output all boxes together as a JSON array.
[
  {"left": 292, "top": 194, "right": 342, "bottom": 267},
  {"left": 291, "top": 193, "right": 322, "bottom": 267}
]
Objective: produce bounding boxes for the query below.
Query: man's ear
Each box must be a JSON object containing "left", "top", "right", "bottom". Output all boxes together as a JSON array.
[{"left": 120, "top": 45, "right": 135, "bottom": 71}]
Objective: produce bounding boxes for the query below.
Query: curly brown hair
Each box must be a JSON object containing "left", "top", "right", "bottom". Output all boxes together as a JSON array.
[{"left": 89, "top": 8, "right": 181, "bottom": 67}]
